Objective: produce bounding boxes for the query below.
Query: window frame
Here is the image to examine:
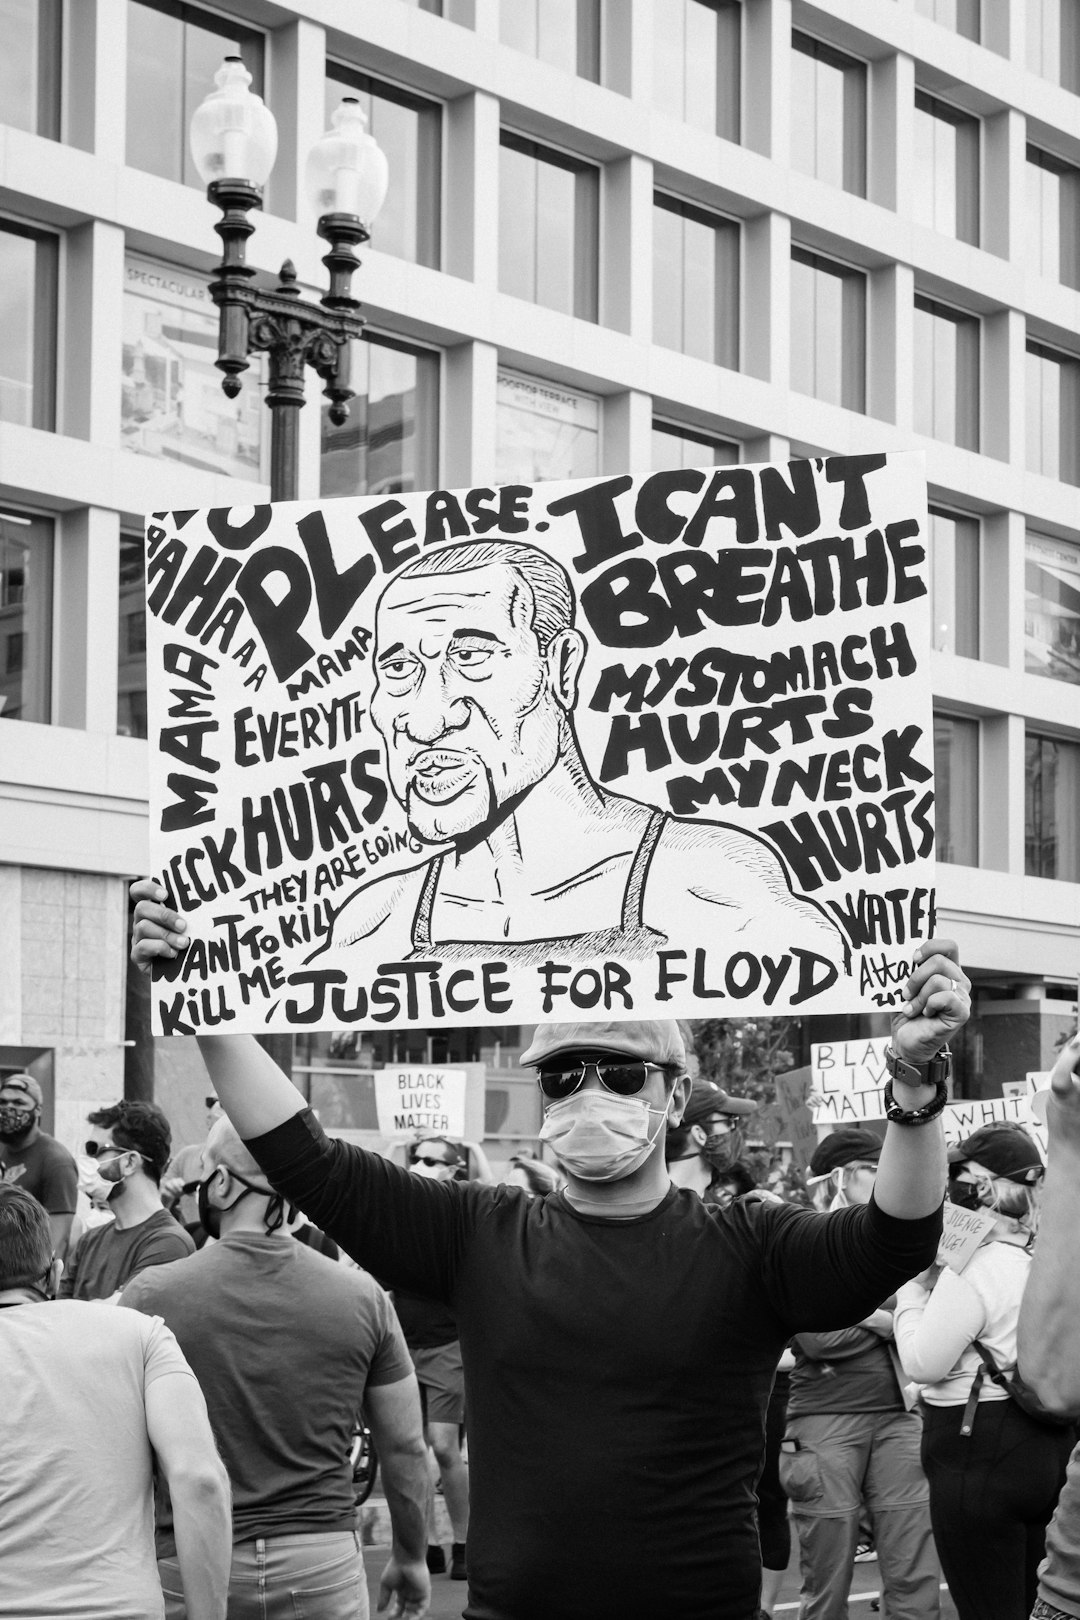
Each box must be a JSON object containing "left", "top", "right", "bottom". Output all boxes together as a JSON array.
[
  {"left": 913, "top": 89, "right": 980, "bottom": 246},
  {"left": 319, "top": 328, "right": 441, "bottom": 500},
  {"left": 915, "top": 0, "right": 980, "bottom": 42},
  {"left": 652, "top": 191, "right": 740, "bottom": 369},
  {"left": 1025, "top": 729, "right": 1080, "bottom": 882},
  {"left": 790, "top": 31, "right": 868, "bottom": 197},
  {"left": 927, "top": 505, "right": 981, "bottom": 659},
  {"left": 499, "top": 0, "right": 602, "bottom": 82},
  {"left": 651, "top": 418, "right": 740, "bottom": 469},
  {"left": 0, "top": 215, "right": 58, "bottom": 433},
  {"left": 1025, "top": 337, "right": 1080, "bottom": 487},
  {"left": 498, "top": 130, "right": 600, "bottom": 322},
  {"left": 913, "top": 293, "right": 981, "bottom": 452},
  {"left": 933, "top": 710, "right": 980, "bottom": 867},
  {"left": 325, "top": 62, "right": 443, "bottom": 270},
  {"left": 652, "top": 0, "right": 741, "bottom": 142},
  {"left": 0, "top": 505, "right": 54, "bottom": 726},
  {"left": 1026, "top": 145, "right": 1080, "bottom": 291},
  {"left": 789, "top": 245, "right": 867, "bottom": 413}
]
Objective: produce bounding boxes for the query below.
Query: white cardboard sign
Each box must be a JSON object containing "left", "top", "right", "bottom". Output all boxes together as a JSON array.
[
  {"left": 144, "top": 451, "right": 934, "bottom": 1034},
  {"left": 373, "top": 1067, "right": 467, "bottom": 1138},
  {"left": 937, "top": 1203, "right": 997, "bottom": 1273}
]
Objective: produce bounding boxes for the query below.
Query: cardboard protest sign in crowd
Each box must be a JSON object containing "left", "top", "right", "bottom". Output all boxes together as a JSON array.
[{"left": 144, "top": 450, "right": 936, "bottom": 1035}]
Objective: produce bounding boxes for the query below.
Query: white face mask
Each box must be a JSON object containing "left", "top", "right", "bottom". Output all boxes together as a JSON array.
[
  {"left": 77, "top": 1157, "right": 115, "bottom": 1209},
  {"left": 538, "top": 1091, "right": 667, "bottom": 1183}
]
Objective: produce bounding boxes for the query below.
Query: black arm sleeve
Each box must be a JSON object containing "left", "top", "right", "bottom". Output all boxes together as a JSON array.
[
  {"left": 243, "top": 1108, "right": 486, "bottom": 1300},
  {"left": 744, "top": 1194, "right": 942, "bottom": 1335}
]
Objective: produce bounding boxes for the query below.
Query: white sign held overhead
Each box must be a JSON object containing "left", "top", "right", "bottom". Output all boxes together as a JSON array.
[{"left": 373, "top": 1068, "right": 467, "bottom": 1139}]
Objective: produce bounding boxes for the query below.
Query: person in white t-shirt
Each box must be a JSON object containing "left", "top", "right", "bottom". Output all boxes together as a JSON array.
[
  {"left": 894, "top": 1125, "right": 1073, "bottom": 1620},
  {"left": 0, "top": 1182, "right": 231, "bottom": 1620}
]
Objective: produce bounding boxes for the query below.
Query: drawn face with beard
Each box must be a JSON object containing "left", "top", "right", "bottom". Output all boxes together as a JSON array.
[{"left": 371, "top": 563, "right": 581, "bottom": 846}]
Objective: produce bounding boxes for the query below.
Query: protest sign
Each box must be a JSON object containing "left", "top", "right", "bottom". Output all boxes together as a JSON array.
[
  {"left": 937, "top": 1203, "right": 996, "bottom": 1273},
  {"left": 774, "top": 1067, "right": 818, "bottom": 1171},
  {"left": 144, "top": 451, "right": 935, "bottom": 1034},
  {"left": 373, "top": 1067, "right": 467, "bottom": 1138},
  {"left": 810, "top": 1036, "right": 890, "bottom": 1123}
]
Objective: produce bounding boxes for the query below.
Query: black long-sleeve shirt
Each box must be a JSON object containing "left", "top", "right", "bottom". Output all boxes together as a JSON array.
[{"left": 247, "top": 1109, "right": 941, "bottom": 1620}]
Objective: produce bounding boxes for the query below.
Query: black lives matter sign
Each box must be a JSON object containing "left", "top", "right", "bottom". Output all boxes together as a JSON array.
[{"left": 145, "top": 451, "right": 934, "bottom": 1036}]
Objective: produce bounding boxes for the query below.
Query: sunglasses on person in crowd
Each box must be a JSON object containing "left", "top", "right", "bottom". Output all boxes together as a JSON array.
[
  {"left": 83, "top": 1140, "right": 149, "bottom": 1163},
  {"left": 411, "top": 1152, "right": 453, "bottom": 1168},
  {"left": 536, "top": 1059, "right": 671, "bottom": 1101}
]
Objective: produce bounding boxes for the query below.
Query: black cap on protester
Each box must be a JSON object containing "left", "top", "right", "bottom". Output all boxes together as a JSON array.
[
  {"left": 681, "top": 1080, "right": 758, "bottom": 1126},
  {"left": 808, "top": 1129, "right": 882, "bottom": 1178},
  {"left": 948, "top": 1125, "right": 1042, "bottom": 1182}
]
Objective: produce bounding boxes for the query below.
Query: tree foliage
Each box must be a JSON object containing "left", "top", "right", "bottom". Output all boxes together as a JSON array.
[{"left": 690, "top": 1018, "right": 798, "bottom": 1107}]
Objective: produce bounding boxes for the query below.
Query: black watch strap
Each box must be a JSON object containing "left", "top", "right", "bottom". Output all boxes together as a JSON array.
[{"left": 884, "top": 1044, "right": 952, "bottom": 1089}]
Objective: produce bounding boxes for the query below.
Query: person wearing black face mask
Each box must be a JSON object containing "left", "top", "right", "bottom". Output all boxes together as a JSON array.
[
  {"left": 0, "top": 1072, "right": 78, "bottom": 1263},
  {"left": 665, "top": 1080, "right": 759, "bottom": 1203},
  {"left": 119, "top": 1116, "right": 431, "bottom": 1620}
]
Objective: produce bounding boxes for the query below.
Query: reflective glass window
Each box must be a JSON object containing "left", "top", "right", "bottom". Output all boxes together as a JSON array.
[
  {"left": 790, "top": 34, "right": 866, "bottom": 196},
  {"left": 934, "top": 713, "right": 979, "bottom": 866},
  {"left": 320, "top": 332, "right": 439, "bottom": 499},
  {"left": 1026, "top": 733, "right": 1080, "bottom": 882},
  {"left": 1026, "top": 148, "right": 1080, "bottom": 291},
  {"left": 651, "top": 422, "right": 739, "bottom": 470},
  {"left": 325, "top": 68, "right": 441, "bottom": 268},
  {"left": 117, "top": 533, "right": 148, "bottom": 739},
  {"left": 500, "top": 0, "right": 600, "bottom": 80},
  {"left": 913, "top": 92, "right": 979, "bottom": 246},
  {"left": 1026, "top": 532, "right": 1080, "bottom": 685},
  {"left": 1027, "top": 0, "right": 1080, "bottom": 93},
  {"left": 1, "top": 0, "right": 61, "bottom": 138},
  {"left": 495, "top": 370, "right": 600, "bottom": 483},
  {"left": 653, "top": 196, "right": 739, "bottom": 368},
  {"left": 1026, "top": 341, "right": 1080, "bottom": 486},
  {"left": 499, "top": 134, "right": 599, "bottom": 321},
  {"left": 0, "top": 221, "right": 57, "bottom": 431},
  {"left": 790, "top": 249, "right": 865, "bottom": 412},
  {"left": 928, "top": 508, "right": 980, "bottom": 658},
  {"left": 126, "top": 0, "right": 264, "bottom": 187},
  {"left": 915, "top": 0, "right": 980, "bottom": 39},
  {"left": 0, "top": 509, "right": 52, "bottom": 725},
  {"left": 913, "top": 297, "right": 980, "bottom": 451},
  {"left": 652, "top": 0, "right": 740, "bottom": 141}
]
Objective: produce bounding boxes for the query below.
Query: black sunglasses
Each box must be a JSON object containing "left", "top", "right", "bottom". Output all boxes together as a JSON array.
[
  {"left": 411, "top": 1152, "right": 453, "bottom": 1168},
  {"left": 84, "top": 1140, "right": 131, "bottom": 1159},
  {"left": 537, "top": 1059, "right": 671, "bottom": 1101}
]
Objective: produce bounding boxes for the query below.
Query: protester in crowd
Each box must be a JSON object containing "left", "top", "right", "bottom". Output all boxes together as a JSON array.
[
  {"left": 61, "top": 1100, "right": 194, "bottom": 1299},
  {"left": 0, "top": 1070, "right": 78, "bottom": 1258},
  {"left": 785, "top": 1128, "right": 940, "bottom": 1620},
  {"left": 162, "top": 1092, "right": 223, "bottom": 1229},
  {"left": 664, "top": 1079, "right": 759, "bottom": 1205},
  {"left": 894, "top": 1124, "right": 1071, "bottom": 1620},
  {"left": 0, "top": 1182, "right": 231, "bottom": 1620},
  {"left": 505, "top": 1154, "right": 563, "bottom": 1196},
  {"left": 397, "top": 1135, "right": 473, "bottom": 1581},
  {"left": 133, "top": 881, "right": 968, "bottom": 1620},
  {"left": 120, "top": 1116, "right": 430, "bottom": 1620},
  {"left": 1015, "top": 1033, "right": 1080, "bottom": 1620}
]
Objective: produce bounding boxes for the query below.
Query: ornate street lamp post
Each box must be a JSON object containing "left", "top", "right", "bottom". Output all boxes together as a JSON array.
[{"left": 190, "top": 58, "right": 389, "bottom": 501}]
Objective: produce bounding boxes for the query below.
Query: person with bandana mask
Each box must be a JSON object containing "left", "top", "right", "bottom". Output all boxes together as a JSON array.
[
  {"left": 782, "top": 1129, "right": 941, "bottom": 1620},
  {"left": 0, "top": 1182, "right": 231, "bottom": 1620},
  {"left": 60, "top": 1101, "right": 195, "bottom": 1300},
  {"left": 119, "top": 1117, "right": 431, "bottom": 1620},
  {"left": 0, "top": 1071, "right": 77, "bottom": 1261},
  {"left": 893, "top": 1124, "right": 1072, "bottom": 1620},
  {"left": 664, "top": 1079, "right": 759, "bottom": 1205},
  {"left": 132, "top": 883, "right": 970, "bottom": 1620}
]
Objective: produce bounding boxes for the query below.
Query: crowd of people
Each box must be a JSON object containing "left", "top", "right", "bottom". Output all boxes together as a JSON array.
[{"left": 2, "top": 887, "right": 1080, "bottom": 1620}]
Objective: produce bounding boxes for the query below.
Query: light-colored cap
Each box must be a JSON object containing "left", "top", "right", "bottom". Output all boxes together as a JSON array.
[{"left": 521, "top": 1020, "right": 687, "bottom": 1070}]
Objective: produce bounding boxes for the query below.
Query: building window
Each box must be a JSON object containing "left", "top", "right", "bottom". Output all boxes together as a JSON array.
[
  {"left": 399, "top": 0, "right": 441, "bottom": 9},
  {"left": 653, "top": 196, "right": 739, "bottom": 368},
  {"left": 1026, "top": 531, "right": 1080, "bottom": 685},
  {"left": 3, "top": 0, "right": 61, "bottom": 138},
  {"left": 790, "top": 34, "right": 867, "bottom": 196},
  {"left": 1027, "top": 342, "right": 1080, "bottom": 485},
  {"left": 117, "top": 533, "right": 147, "bottom": 739},
  {"left": 652, "top": 421, "right": 739, "bottom": 470},
  {"left": 325, "top": 68, "right": 441, "bottom": 269},
  {"left": 126, "top": 1, "right": 265, "bottom": 187},
  {"left": 122, "top": 253, "right": 263, "bottom": 479},
  {"left": 915, "top": 0, "right": 980, "bottom": 39},
  {"left": 790, "top": 249, "right": 866, "bottom": 412},
  {"left": 0, "top": 509, "right": 52, "bottom": 725},
  {"left": 1027, "top": 0, "right": 1080, "bottom": 93},
  {"left": 500, "top": 0, "right": 601, "bottom": 80},
  {"left": 0, "top": 220, "right": 57, "bottom": 432},
  {"left": 652, "top": 0, "right": 740, "bottom": 142},
  {"left": 1027, "top": 148, "right": 1080, "bottom": 291},
  {"left": 928, "top": 508, "right": 980, "bottom": 658},
  {"left": 913, "top": 297, "right": 980, "bottom": 451},
  {"left": 499, "top": 134, "right": 599, "bottom": 321},
  {"left": 934, "top": 713, "right": 979, "bottom": 866},
  {"left": 1026, "top": 733, "right": 1080, "bottom": 882},
  {"left": 320, "top": 332, "right": 439, "bottom": 499},
  {"left": 913, "top": 92, "right": 979, "bottom": 246},
  {"left": 495, "top": 370, "right": 600, "bottom": 483}
]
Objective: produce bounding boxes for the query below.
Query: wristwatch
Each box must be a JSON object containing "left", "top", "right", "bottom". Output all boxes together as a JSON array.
[{"left": 882, "top": 1045, "right": 952, "bottom": 1126}]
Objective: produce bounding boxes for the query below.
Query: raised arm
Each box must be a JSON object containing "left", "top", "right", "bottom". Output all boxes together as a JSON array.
[
  {"left": 131, "top": 879, "right": 305, "bottom": 1137},
  {"left": 1017, "top": 1033, "right": 1080, "bottom": 1415},
  {"left": 872, "top": 938, "right": 969, "bottom": 1221},
  {"left": 364, "top": 1373, "right": 431, "bottom": 1619}
]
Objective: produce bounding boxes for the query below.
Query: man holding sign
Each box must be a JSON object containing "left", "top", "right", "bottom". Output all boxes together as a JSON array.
[{"left": 133, "top": 882, "right": 967, "bottom": 1620}]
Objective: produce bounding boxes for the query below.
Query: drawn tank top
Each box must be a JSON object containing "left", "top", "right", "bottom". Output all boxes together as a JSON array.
[{"left": 408, "top": 807, "right": 670, "bottom": 964}]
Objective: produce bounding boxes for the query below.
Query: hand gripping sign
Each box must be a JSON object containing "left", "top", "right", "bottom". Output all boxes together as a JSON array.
[{"left": 144, "top": 451, "right": 936, "bottom": 1035}]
